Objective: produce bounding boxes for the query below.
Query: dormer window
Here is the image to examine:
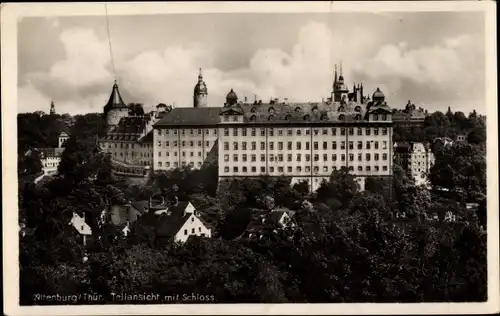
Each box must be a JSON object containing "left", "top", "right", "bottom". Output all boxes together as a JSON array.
[
  {"left": 268, "top": 115, "right": 275, "bottom": 121},
  {"left": 312, "top": 106, "right": 318, "bottom": 113},
  {"left": 355, "top": 106, "right": 361, "bottom": 112},
  {"left": 303, "top": 115, "right": 310, "bottom": 121},
  {"left": 355, "top": 114, "right": 362, "bottom": 121},
  {"left": 250, "top": 115, "right": 257, "bottom": 122},
  {"left": 232, "top": 116, "right": 238, "bottom": 122},
  {"left": 339, "top": 114, "right": 345, "bottom": 121},
  {"left": 320, "top": 114, "right": 327, "bottom": 121},
  {"left": 268, "top": 107, "right": 275, "bottom": 114},
  {"left": 295, "top": 107, "right": 301, "bottom": 112},
  {"left": 224, "top": 116, "right": 229, "bottom": 122},
  {"left": 338, "top": 106, "right": 345, "bottom": 112},
  {"left": 251, "top": 107, "right": 257, "bottom": 113},
  {"left": 382, "top": 114, "right": 387, "bottom": 120},
  {"left": 285, "top": 114, "right": 291, "bottom": 120}
]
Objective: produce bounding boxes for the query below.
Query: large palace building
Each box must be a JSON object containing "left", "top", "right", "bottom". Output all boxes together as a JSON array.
[{"left": 99, "top": 66, "right": 394, "bottom": 191}]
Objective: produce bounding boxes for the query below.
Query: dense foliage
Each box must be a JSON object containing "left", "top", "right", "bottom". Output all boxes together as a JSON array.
[{"left": 18, "top": 108, "right": 488, "bottom": 304}]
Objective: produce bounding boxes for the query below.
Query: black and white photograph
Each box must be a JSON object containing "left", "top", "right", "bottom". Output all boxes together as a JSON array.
[{"left": 2, "top": 1, "right": 498, "bottom": 315}]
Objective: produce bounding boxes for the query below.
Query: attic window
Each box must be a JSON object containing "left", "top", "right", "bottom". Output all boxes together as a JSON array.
[
  {"left": 295, "top": 107, "right": 301, "bottom": 112},
  {"left": 250, "top": 115, "right": 257, "bottom": 122},
  {"left": 355, "top": 106, "right": 361, "bottom": 112},
  {"left": 320, "top": 114, "right": 327, "bottom": 121},
  {"left": 338, "top": 106, "right": 345, "bottom": 112},
  {"left": 303, "top": 115, "right": 310, "bottom": 121},
  {"left": 285, "top": 114, "right": 291, "bottom": 120},
  {"left": 355, "top": 114, "right": 362, "bottom": 120},
  {"left": 268, "top": 115, "right": 275, "bottom": 121},
  {"left": 268, "top": 107, "right": 275, "bottom": 114},
  {"left": 312, "top": 106, "right": 318, "bottom": 113},
  {"left": 339, "top": 114, "right": 345, "bottom": 121},
  {"left": 251, "top": 107, "right": 257, "bottom": 113}
]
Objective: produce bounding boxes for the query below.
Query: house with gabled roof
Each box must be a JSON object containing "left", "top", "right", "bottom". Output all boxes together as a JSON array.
[{"left": 242, "top": 208, "right": 296, "bottom": 240}]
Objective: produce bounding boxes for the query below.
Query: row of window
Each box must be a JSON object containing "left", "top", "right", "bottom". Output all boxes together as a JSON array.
[
  {"left": 223, "top": 113, "right": 389, "bottom": 122},
  {"left": 158, "top": 151, "right": 208, "bottom": 158},
  {"left": 112, "top": 151, "right": 152, "bottom": 158},
  {"left": 223, "top": 152, "right": 389, "bottom": 162},
  {"left": 184, "top": 227, "right": 204, "bottom": 235},
  {"left": 223, "top": 127, "right": 389, "bottom": 137},
  {"left": 222, "top": 165, "right": 389, "bottom": 173},
  {"left": 157, "top": 140, "right": 212, "bottom": 148},
  {"left": 157, "top": 128, "right": 217, "bottom": 136},
  {"left": 102, "top": 142, "right": 152, "bottom": 149},
  {"left": 223, "top": 140, "right": 389, "bottom": 151},
  {"left": 158, "top": 161, "right": 203, "bottom": 168}
]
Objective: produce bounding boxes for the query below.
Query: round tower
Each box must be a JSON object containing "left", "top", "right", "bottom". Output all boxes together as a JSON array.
[
  {"left": 193, "top": 68, "right": 208, "bottom": 108},
  {"left": 103, "top": 81, "right": 129, "bottom": 127}
]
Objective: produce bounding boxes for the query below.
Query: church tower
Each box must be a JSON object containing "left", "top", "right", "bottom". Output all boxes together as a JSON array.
[
  {"left": 103, "top": 81, "right": 129, "bottom": 127},
  {"left": 49, "top": 101, "right": 56, "bottom": 115},
  {"left": 193, "top": 68, "right": 208, "bottom": 108},
  {"left": 332, "top": 63, "right": 349, "bottom": 102}
]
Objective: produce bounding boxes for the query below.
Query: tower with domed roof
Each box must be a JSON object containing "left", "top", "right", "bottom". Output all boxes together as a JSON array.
[{"left": 193, "top": 68, "right": 208, "bottom": 108}]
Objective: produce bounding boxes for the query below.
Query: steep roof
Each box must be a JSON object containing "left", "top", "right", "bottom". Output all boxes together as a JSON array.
[
  {"left": 101, "top": 115, "right": 153, "bottom": 141},
  {"left": 104, "top": 82, "right": 127, "bottom": 111},
  {"left": 34, "top": 147, "right": 65, "bottom": 158},
  {"left": 154, "top": 107, "right": 222, "bottom": 127},
  {"left": 155, "top": 201, "right": 192, "bottom": 237}
]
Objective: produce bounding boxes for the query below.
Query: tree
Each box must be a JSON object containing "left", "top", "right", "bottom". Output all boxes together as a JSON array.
[
  {"left": 316, "top": 168, "right": 359, "bottom": 207},
  {"left": 128, "top": 103, "right": 145, "bottom": 116}
]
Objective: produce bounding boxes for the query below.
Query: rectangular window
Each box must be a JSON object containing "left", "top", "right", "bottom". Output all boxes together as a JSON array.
[
  {"left": 287, "top": 142, "right": 292, "bottom": 150},
  {"left": 349, "top": 154, "right": 354, "bottom": 161},
  {"left": 288, "top": 166, "right": 292, "bottom": 173},
  {"left": 233, "top": 142, "right": 238, "bottom": 150},
  {"left": 184, "top": 229, "right": 188, "bottom": 235},
  {"left": 366, "top": 153, "right": 371, "bottom": 161},
  {"left": 357, "top": 141, "right": 363, "bottom": 149},
  {"left": 197, "top": 141, "right": 201, "bottom": 147},
  {"left": 341, "top": 141, "right": 346, "bottom": 150},
  {"left": 383, "top": 153, "right": 388, "bottom": 160},
  {"left": 296, "top": 142, "right": 301, "bottom": 150},
  {"left": 323, "top": 154, "right": 328, "bottom": 161},
  {"left": 242, "top": 166, "right": 247, "bottom": 173},
  {"left": 297, "top": 129, "right": 302, "bottom": 136},
  {"left": 242, "top": 129, "right": 247, "bottom": 136},
  {"left": 251, "top": 142, "right": 256, "bottom": 150},
  {"left": 287, "top": 154, "right": 292, "bottom": 162},
  {"left": 242, "top": 142, "right": 247, "bottom": 150},
  {"left": 278, "top": 167, "right": 284, "bottom": 173},
  {"left": 278, "top": 154, "right": 283, "bottom": 162},
  {"left": 269, "top": 142, "right": 274, "bottom": 150},
  {"left": 182, "top": 152, "right": 186, "bottom": 157},
  {"left": 366, "top": 141, "right": 371, "bottom": 150},
  {"left": 314, "top": 154, "right": 319, "bottom": 161},
  {"left": 358, "top": 153, "right": 362, "bottom": 161},
  {"left": 251, "top": 154, "right": 256, "bottom": 162},
  {"left": 314, "top": 142, "right": 318, "bottom": 150},
  {"left": 158, "top": 152, "right": 162, "bottom": 157},
  {"left": 305, "top": 166, "right": 311, "bottom": 172},
  {"left": 341, "top": 154, "right": 346, "bottom": 161},
  {"left": 314, "top": 129, "right": 319, "bottom": 136},
  {"left": 383, "top": 141, "right": 388, "bottom": 149},
  {"left": 349, "top": 128, "right": 354, "bottom": 135},
  {"left": 323, "top": 142, "right": 328, "bottom": 150},
  {"left": 383, "top": 166, "right": 388, "bottom": 171},
  {"left": 190, "top": 141, "right": 194, "bottom": 147},
  {"left": 278, "top": 142, "right": 283, "bottom": 150},
  {"left": 305, "top": 142, "right": 310, "bottom": 150},
  {"left": 260, "top": 166, "right": 265, "bottom": 173},
  {"left": 358, "top": 166, "right": 363, "bottom": 171},
  {"left": 158, "top": 161, "right": 162, "bottom": 167},
  {"left": 269, "top": 167, "right": 274, "bottom": 173},
  {"left": 375, "top": 153, "right": 379, "bottom": 161},
  {"left": 374, "top": 128, "right": 379, "bottom": 136},
  {"left": 269, "top": 128, "right": 274, "bottom": 136},
  {"left": 357, "top": 128, "right": 362, "bottom": 136},
  {"left": 366, "top": 166, "right": 371, "bottom": 171},
  {"left": 297, "top": 166, "right": 302, "bottom": 172},
  {"left": 278, "top": 129, "right": 283, "bottom": 136},
  {"left": 260, "top": 142, "right": 265, "bottom": 150},
  {"left": 332, "top": 141, "right": 337, "bottom": 150},
  {"left": 182, "top": 141, "right": 186, "bottom": 147},
  {"left": 375, "top": 166, "right": 379, "bottom": 172},
  {"left": 251, "top": 128, "right": 256, "bottom": 136},
  {"left": 287, "top": 129, "right": 293, "bottom": 136},
  {"left": 260, "top": 154, "right": 265, "bottom": 162},
  {"left": 322, "top": 129, "right": 328, "bottom": 135},
  {"left": 297, "top": 154, "right": 301, "bottom": 161},
  {"left": 366, "top": 128, "right": 371, "bottom": 136},
  {"left": 349, "top": 141, "right": 354, "bottom": 150},
  {"left": 205, "top": 141, "right": 209, "bottom": 147},
  {"left": 332, "top": 128, "right": 337, "bottom": 136},
  {"left": 375, "top": 141, "right": 379, "bottom": 149},
  {"left": 332, "top": 154, "right": 337, "bottom": 161},
  {"left": 233, "top": 129, "right": 238, "bottom": 137},
  {"left": 260, "top": 128, "right": 265, "bottom": 136},
  {"left": 252, "top": 166, "right": 256, "bottom": 172},
  {"left": 182, "top": 130, "right": 185, "bottom": 135},
  {"left": 233, "top": 166, "right": 238, "bottom": 172},
  {"left": 242, "top": 154, "right": 247, "bottom": 162},
  {"left": 382, "top": 128, "right": 387, "bottom": 135},
  {"left": 233, "top": 154, "right": 238, "bottom": 162},
  {"left": 306, "top": 154, "right": 311, "bottom": 162},
  {"left": 224, "top": 142, "right": 229, "bottom": 150}
]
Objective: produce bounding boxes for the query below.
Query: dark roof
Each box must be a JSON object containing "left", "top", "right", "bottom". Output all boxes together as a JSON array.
[
  {"left": 154, "top": 107, "right": 222, "bottom": 127},
  {"left": 34, "top": 147, "right": 65, "bottom": 158},
  {"left": 139, "top": 130, "right": 153, "bottom": 142},
  {"left": 131, "top": 200, "right": 149, "bottom": 214},
  {"left": 155, "top": 201, "right": 192, "bottom": 237},
  {"left": 110, "top": 204, "right": 143, "bottom": 226},
  {"left": 104, "top": 82, "right": 127, "bottom": 111},
  {"left": 101, "top": 115, "right": 154, "bottom": 141}
]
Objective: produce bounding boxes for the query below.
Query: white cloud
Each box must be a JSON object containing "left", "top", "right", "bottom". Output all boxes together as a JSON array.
[{"left": 18, "top": 21, "right": 484, "bottom": 115}]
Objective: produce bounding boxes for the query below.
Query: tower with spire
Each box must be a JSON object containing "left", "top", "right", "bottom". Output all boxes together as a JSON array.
[
  {"left": 49, "top": 101, "right": 56, "bottom": 115},
  {"left": 332, "top": 63, "right": 349, "bottom": 102},
  {"left": 193, "top": 68, "right": 208, "bottom": 108},
  {"left": 103, "top": 80, "right": 129, "bottom": 127}
]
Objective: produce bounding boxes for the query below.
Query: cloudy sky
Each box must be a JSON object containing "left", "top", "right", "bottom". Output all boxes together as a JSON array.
[{"left": 18, "top": 11, "right": 485, "bottom": 115}]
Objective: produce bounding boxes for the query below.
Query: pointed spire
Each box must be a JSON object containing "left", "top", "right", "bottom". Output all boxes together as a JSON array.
[
  {"left": 340, "top": 60, "right": 343, "bottom": 76},
  {"left": 334, "top": 64, "right": 338, "bottom": 84},
  {"left": 198, "top": 68, "right": 203, "bottom": 80},
  {"left": 105, "top": 81, "right": 127, "bottom": 110}
]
